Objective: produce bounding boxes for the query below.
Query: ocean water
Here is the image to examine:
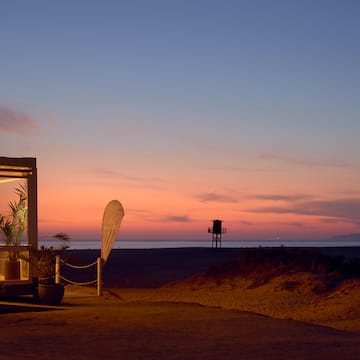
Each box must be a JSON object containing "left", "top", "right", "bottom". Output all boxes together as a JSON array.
[{"left": 38, "top": 239, "right": 360, "bottom": 250}]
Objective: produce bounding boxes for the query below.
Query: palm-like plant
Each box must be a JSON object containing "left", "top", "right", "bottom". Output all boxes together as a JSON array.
[
  {"left": 27, "top": 233, "right": 70, "bottom": 284},
  {"left": 0, "top": 184, "right": 27, "bottom": 259}
]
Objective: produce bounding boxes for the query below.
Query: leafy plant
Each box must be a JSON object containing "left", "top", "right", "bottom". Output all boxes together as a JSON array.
[
  {"left": 0, "top": 184, "right": 27, "bottom": 246},
  {"left": 0, "top": 184, "right": 27, "bottom": 261},
  {"left": 22, "top": 233, "right": 70, "bottom": 284}
]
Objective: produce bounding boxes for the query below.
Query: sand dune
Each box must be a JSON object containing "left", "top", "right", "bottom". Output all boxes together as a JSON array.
[{"left": 62, "top": 247, "right": 360, "bottom": 331}]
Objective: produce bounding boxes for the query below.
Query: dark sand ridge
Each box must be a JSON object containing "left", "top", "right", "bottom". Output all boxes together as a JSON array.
[
  {"left": 62, "top": 246, "right": 360, "bottom": 288},
  {"left": 63, "top": 248, "right": 250, "bottom": 288}
]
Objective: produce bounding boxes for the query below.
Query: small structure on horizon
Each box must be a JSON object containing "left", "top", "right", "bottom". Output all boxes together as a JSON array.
[{"left": 208, "top": 219, "right": 226, "bottom": 248}]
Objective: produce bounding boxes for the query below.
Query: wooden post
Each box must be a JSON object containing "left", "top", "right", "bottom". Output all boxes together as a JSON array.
[
  {"left": 55, "top": 255, "right": 60, "bottom": 284},
  {"left": 26, "top": 158, "right": 38, "bottom": 281},
  {"left": 97, "top": 257, "right": 102, "bottom": 296}
]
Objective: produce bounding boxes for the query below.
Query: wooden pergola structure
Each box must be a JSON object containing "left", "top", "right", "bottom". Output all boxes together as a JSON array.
[{"left": 0, "top": 157, "right": 37, "bottom": 296}]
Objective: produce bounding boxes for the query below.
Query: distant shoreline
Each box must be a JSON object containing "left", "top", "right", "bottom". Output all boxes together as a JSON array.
[{"left": 40, "top": 238, "right": 360, "bottom": 251}]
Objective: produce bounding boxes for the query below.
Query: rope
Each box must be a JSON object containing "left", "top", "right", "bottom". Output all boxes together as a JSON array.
[
  {"left": 60, "top": 275, "right": 98, "bottom": 286},
  {"left": 60, "top": 258, "right": 98, "bottom": 269},
  {"left": 57, "top": 257, "right": 101, "bottom": 292}
]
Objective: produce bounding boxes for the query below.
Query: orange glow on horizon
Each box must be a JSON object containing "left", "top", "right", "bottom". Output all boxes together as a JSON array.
[{"left": 1, "top": 164, "right": 359, "bottom": 242}]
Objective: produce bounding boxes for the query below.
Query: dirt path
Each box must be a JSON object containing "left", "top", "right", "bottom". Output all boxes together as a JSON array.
[{"left": 0, "top": 288, "right": 359, "bottom": 360}]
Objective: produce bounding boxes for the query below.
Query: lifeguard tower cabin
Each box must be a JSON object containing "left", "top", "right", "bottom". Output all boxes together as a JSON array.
[
  {"left": 0, "top": 157, "right": 37, "bottom": 296},
  {"left": 208, "top": 219, "right": 226, "bottom": 248}
]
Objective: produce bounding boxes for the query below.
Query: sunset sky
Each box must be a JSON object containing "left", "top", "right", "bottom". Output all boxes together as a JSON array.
[{"left": 1, "top": 1, "right": 359, "bottom": 242}]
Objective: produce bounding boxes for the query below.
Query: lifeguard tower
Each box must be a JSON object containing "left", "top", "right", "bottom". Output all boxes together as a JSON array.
[
  {"left": 0, "top": 157, "right": 37, "bottom": 296},
  {"left": 208, "top": 219, "right": 226, "bottom": 248}
]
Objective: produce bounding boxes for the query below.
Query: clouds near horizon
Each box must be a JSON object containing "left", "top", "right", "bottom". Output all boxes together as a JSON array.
[
  {"left": 0, "top": 106, "right": 38, "bottom": 136},
  {"left": 260, "top": 152, "right": 350, "bottom": 169},
  {"left": 164, "top": 215, "right": 191, "bottom": 222},
  {"left": 92, "top": 168, "right": 166, "bottom": 184},
  {"left": 252, "top": 194, "right": 312, "bottom": 202},
  {"left": 248, "top": 197, "right": 360, "bottom": 225},
  {"left": 196, "top": 191, "right": 238, "bottom": 203}
]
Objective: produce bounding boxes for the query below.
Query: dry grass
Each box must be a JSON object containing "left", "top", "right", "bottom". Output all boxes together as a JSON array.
[{"left": 203, "top": 248, "right": 360, "bottom": 290}]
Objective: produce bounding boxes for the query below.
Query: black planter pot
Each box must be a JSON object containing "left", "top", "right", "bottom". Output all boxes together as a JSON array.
[{"left": 37, "top": 283, "right": 64, "bottom": 305}]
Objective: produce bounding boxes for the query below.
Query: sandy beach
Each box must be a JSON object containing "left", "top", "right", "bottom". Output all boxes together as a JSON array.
[{"left": 1, "top": 247, "right": 360, "bottom": 359}]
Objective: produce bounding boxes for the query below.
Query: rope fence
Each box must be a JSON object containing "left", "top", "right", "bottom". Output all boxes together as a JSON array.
[
  {"left": 59, "top": 258, "right": 98, "bottom": 269},
  {"left": 59, "top": 276, "right": 98, "bottom": 286},
  {"left": 55, "top": 256, "right": 103, "bottom": 296}
]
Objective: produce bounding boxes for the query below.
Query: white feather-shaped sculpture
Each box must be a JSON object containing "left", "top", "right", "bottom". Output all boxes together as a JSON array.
[{"left": 101, "top": 200, "right": 125, "bottom": 262}]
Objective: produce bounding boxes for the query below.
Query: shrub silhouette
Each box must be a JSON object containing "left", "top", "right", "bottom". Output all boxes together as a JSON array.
[{"left": 204, "top": 248, "right": 360, "bottom": 288}]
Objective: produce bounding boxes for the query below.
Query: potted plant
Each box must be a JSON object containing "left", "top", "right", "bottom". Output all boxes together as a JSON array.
[
  {"left": 24, "top": 233, "right": 70, "bottom": 305},
  {"left": 0, "top": 184, "right": 27, "bottom": 280},
  {"left": 37, "top": 232, "right": 70, "bottom": 305}
]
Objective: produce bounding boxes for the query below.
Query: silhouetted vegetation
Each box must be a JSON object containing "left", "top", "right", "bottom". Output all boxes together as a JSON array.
[{"left": 204, "top": 248, "right": 360, "bottom": 288}]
